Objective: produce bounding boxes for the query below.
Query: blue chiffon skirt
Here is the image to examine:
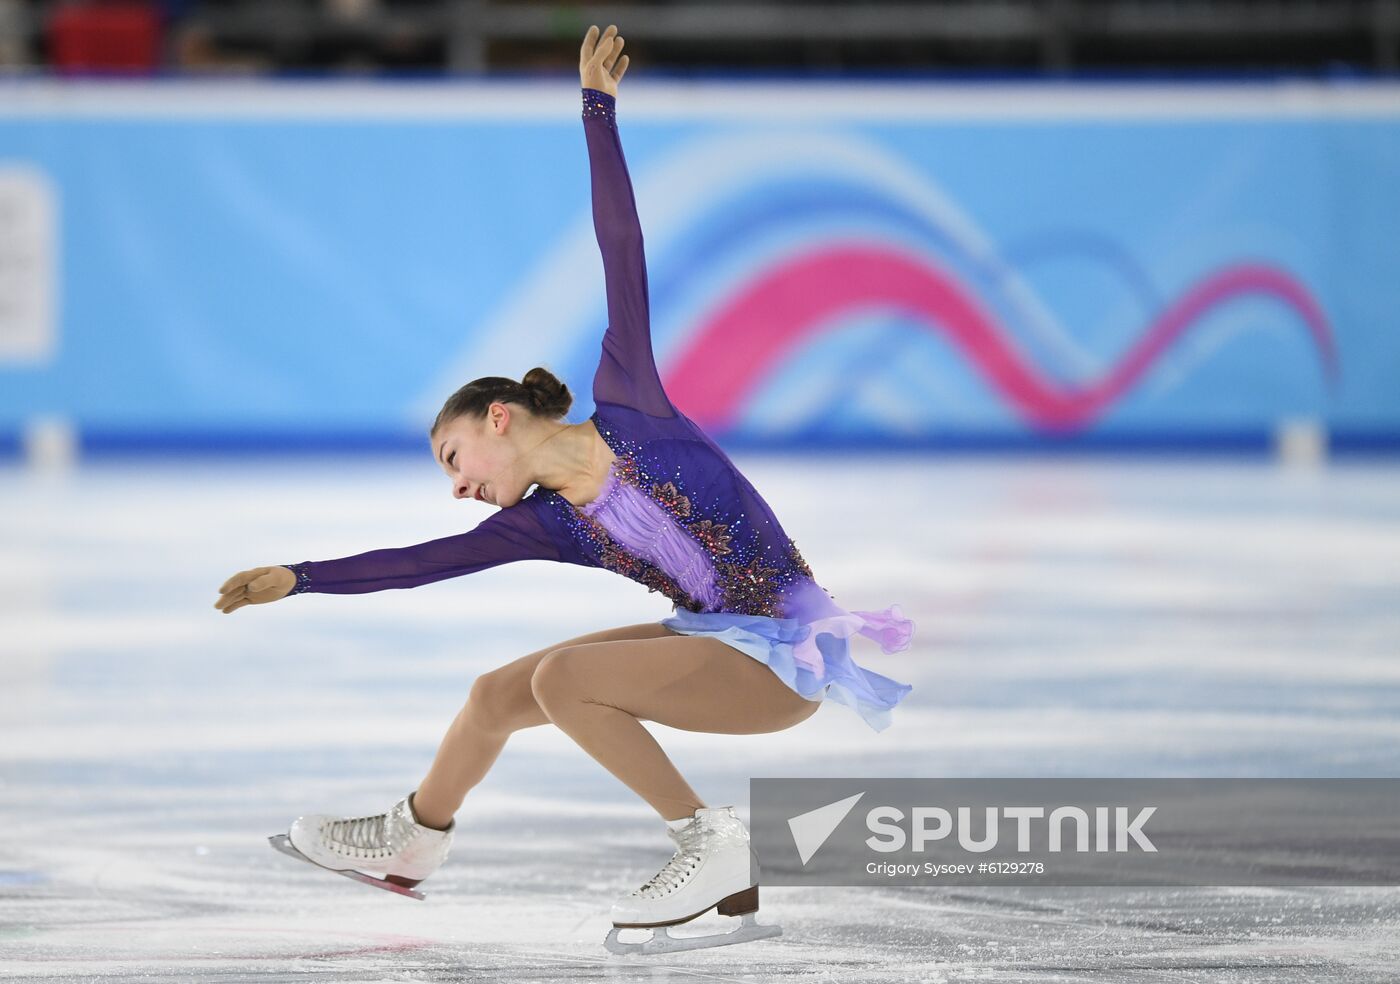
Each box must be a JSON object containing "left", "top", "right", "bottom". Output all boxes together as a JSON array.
[{"left": 659, "top": 604, "right": 915, "bottom": 732}]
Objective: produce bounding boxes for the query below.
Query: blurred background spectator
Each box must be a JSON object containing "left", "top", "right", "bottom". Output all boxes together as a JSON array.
[
  {"left": 47, "top": 1, "right": 163, "bottom": 74},
  {"left": 0, "top": 0, "right": 1396, "bottom": 78}
]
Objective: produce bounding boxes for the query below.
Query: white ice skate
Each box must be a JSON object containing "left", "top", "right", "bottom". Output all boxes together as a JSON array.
[
  {"left": 268, "top": 790, "right": 453, "bottom": 900},
  {"left": 604, "top": 805, "right": 783, "bottom": 955}
]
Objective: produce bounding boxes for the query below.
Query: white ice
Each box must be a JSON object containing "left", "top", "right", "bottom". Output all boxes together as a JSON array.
[{"left": 2, "top": 451, "right": 1399, "bottom": 982}]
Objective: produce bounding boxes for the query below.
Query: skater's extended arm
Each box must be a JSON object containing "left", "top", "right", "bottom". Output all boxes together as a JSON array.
[
  {"left": 579, "top": 26, "right": 674, "bottom": 418},
  {"left": 214, "top": 501, "right": 561, "bottom": 610},
  {"left": 281, "top": 501, "right": 561, "bottom": 595}
]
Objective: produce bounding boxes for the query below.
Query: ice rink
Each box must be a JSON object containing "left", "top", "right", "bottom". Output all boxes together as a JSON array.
[{"left": 3, "top": 450, "right": 1399, "bottom": 982}]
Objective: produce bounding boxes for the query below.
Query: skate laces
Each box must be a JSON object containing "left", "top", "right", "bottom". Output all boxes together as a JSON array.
[
  {"left": 638, "top": 846, "right": 701, "bottom": 897},
  {"left": 635, "top": 811, "right": 743, "bottom": 898},
  {"left": 325, "top": 810, "right": 408, "bottom": 859}
]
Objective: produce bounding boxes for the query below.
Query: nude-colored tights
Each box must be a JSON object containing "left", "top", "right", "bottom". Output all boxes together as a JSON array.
[{"left": 411, "top": 622, "right": 819, "bottom": 828}]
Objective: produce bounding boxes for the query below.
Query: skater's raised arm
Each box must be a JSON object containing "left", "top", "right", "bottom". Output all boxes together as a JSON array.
[
  {"left": 214, "top": 500, "right": 561, "bottom": 610},
  {"left": 579, "top": 25, "right": 674, "bottom": 419}
]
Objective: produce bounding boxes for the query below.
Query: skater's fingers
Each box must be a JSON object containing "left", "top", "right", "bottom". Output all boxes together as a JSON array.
[
  {"left": 604, "top": 35, "right": 624, "bottom": 72},
  {"left": 214, "top": 589, "right": 245, "bottom": 612},
  {"left": 215, "top": 594, "right": 247, "bottom": 614},
  {"left": 215, "top": 578, "right": 257, "bottom": 611},
  {"left": 587, "top": 26, "right": 618, "bottom": 68},
  {"left": 218, "top": 568, "right": 256, "bottom": 594},
  {"left": 588, "top": 36, "right": 615, "bottom": 71},
  {"left": 579, "top": 23, "right": 598, "bottom": 63},
  {"left": 613, "top": 54, "right": 629, "bottom": 82}
]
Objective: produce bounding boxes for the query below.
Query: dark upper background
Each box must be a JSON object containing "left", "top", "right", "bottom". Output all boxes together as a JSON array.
[{"left": 6, "top": 0, "right": 1398, "bottom": 79}]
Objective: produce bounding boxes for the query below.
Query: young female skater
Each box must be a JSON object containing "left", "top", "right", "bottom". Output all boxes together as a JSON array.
[{"left": 214, "top": 24, "right": 914, "bottom": 954}]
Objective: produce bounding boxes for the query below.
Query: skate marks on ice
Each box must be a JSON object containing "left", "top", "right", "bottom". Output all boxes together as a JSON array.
[
  {"left": 4, "top": 836, "right": 1399, "bottom": 983},
  {"left": 3, "top": 456, "right": 1400, "bottom": 980},
  {"left": 753, "top": 885, "right": 1400, "bottom": 983}
]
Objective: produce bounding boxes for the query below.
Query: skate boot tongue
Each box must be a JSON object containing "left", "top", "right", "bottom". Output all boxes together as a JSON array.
[
  {"left": 668, "top": 806, "right": 736, "bottom": 835},
  {"left": 669, "top": 806, "right": 742, "bottom": 846}
]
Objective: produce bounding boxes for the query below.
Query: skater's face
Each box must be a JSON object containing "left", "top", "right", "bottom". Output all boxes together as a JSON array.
[{"left": 432, "top": 403, "right": 518, "bottom": 506}]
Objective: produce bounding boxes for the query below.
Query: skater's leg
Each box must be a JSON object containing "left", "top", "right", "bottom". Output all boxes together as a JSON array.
[
  {"left": 529, "top": 634, "right": 820, "bottom": 821},
  {"left": 411, "top": 621, "right": 680, "bottom": 830}
]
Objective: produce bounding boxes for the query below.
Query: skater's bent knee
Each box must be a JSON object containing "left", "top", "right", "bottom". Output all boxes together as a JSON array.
[
  {"left": 529, "top": 647, "right": 589, "bottom": 710},
  {"left": 466, "top": 667, "right": 535, "bottom": 734}
]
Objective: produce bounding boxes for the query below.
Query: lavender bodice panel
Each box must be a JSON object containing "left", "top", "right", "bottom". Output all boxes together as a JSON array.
[{"left": 580, "top": 461, "right": 724, "bottom": 610}]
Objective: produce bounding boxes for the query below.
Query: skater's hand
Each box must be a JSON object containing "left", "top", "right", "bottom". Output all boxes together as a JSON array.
[
  {"left": 580, "top": 24, "right": 629, "bottom": 97},
  {"left": 215, "top": 566, "right": 295, "bottom": 613}
]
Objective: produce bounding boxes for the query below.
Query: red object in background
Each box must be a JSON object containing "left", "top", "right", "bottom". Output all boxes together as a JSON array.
[{"left": 48, "top": 2, "right": 163, "bottom": 74}]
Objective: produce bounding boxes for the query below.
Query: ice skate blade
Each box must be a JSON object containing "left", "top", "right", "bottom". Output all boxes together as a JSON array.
[
  {"left": 267, "top": 834, "right": 426, "bottom": 901},
  {"left": 604, "top": 912, "right": 782, "bottom": 956}
]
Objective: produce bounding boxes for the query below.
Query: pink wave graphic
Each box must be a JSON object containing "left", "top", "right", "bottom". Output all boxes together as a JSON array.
[{"left": 664, "top": 245, "right": 1338, "bottom": 432}]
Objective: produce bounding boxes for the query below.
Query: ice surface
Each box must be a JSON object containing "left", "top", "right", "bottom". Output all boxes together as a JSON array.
[{"left": 2, "top": 452, "right": 1398, "bottom": 981}]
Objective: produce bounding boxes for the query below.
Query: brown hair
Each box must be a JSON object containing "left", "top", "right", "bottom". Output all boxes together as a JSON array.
[{"left": 429, "top": 366, "right": 573, "bottom": 436}]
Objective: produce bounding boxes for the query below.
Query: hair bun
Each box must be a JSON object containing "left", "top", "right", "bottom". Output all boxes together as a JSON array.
[{"left": 520, "top": 366, "right": 573, "bottom": 419}]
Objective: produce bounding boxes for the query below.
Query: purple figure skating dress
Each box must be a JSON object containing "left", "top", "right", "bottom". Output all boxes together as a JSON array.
[{"left": 282, "top": 88, "right": 915, "bottom": 731}]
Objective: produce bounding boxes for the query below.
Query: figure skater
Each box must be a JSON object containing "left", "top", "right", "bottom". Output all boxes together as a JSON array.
[{"left": 214, "top": 24, "right": 914, "bottom": 955}]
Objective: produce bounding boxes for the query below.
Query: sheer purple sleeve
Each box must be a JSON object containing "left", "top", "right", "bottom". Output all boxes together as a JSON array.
[
  {"left": 281, "top": 498, "right": 561, "bottom": 595},
  {"left": 582, "top": 87, "right": 676, "bottom": 419}
]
